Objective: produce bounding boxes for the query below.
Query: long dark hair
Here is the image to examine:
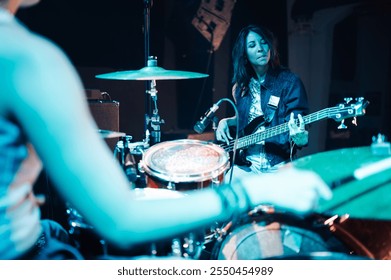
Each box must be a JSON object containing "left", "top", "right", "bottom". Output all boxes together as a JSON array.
[{"left": 231, "top": 24, "right": 280, "bottom": 87}]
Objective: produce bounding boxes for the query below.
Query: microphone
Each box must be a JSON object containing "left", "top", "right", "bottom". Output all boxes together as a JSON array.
[{"left": 193, "top": 100, "right": 222, "bottom": 134}]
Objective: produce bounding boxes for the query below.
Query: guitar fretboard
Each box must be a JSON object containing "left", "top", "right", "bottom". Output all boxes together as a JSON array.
[{"left": 221, "top": 106, "right": 346, "bottom": 152}]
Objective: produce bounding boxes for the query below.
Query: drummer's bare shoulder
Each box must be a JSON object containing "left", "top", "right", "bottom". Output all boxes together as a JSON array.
[{"left": 7, "top": 26, "right": 96, "bottom": 164}]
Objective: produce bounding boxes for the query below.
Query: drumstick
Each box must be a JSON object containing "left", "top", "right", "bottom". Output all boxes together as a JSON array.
[{"left": 330, "top": 157, "right": 391, "bottom": 189}]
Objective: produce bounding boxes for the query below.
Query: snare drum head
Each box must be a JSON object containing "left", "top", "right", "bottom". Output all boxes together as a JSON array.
[{"left": 141, "top": 139, "right": 230, "bottom": 183}]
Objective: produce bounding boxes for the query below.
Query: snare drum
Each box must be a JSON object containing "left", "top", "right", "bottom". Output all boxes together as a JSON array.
[{"left": 140, "top": 139, "right": 230, "bottom": 191}]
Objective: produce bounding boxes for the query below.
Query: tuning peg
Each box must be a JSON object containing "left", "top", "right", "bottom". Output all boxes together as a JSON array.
[
  {"left": 352, "top": 117, "right": 357, "bottom": 126},
  {"left": 355, "top": 97, "right": 364, "bottom": 102},
  {"left": 338, "top": 119, "right": 347, "bottom": 129},
  {"left": 344, "top": 97, "right": 353, "bottom": 104}
]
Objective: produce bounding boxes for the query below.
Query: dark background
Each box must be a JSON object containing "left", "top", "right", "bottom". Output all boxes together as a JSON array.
[
  {"left": 17, "top": 0, "right": 391, "bottom": 148},
  {"left": 16, "top": 0, "right": 289, "bottom": 140}
]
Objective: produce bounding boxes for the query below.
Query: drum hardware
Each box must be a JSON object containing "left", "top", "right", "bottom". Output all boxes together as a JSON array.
[
  {"left": 114, "top": 135, "right": 149, "bottom": 186},
  {"left": 66, "top": 188, "right": 205, "bottom": 259},
  {"left": 325, "top": 215, "right": 375, "bottom": 258},
  {"left": 248, "top": 204, "right": 275, "bottom": 216},
  {"left": 98, "top": 129, "right": 126, "bottom": 139},
  {"left": 67, "top": 205, "right": 94, "bottom": 230},
  {"left": 371, "top": 133, "right": 390, "bottom": 156},
  {"left": 115, "top": 135, "right": 137, "bottom": 183},
  {"left": 143, "top": 61, "right": 165, "bottom": 145},
  {"left": 170, "top": 232, "right": 204, "bottom": 259},
  {"left": 209, "top": 221, "right": 233, "bottom": 243}
]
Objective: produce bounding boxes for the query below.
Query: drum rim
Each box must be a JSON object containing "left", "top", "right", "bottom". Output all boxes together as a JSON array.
[{"left": 141, "top": 139, "right": 230, "bottom": 183}]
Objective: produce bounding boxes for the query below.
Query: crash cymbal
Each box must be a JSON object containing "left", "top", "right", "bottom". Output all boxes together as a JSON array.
[
  {"left": 292, "top": 145, "right": 391, "bottom": 220},
  {"left": 98, "top": 129, "right": 126, "bottom": 139},
  {"left": 95, "top": 65, "right": 209, "bottom": 81}
]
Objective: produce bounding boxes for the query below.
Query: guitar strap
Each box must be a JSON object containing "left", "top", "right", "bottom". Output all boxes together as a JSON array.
[{"left": 264, "top": 92, "right": 281, "bottom": 123}]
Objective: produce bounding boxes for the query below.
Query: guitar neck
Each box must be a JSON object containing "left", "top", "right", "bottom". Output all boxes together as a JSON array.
[{"left": 235, "top": 107, "right": 332, "bottom": 150}]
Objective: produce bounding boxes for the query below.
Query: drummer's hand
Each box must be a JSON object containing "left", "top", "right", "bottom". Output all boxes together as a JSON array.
[
  {"left": 215, "top": 119, "right": 233, "bottom": 145},
  {"left": 288, "top": 113, "right": 308, "bottom": 146},
  {"left": 242, "top": 168, "right": 332, "bottom": 215}
]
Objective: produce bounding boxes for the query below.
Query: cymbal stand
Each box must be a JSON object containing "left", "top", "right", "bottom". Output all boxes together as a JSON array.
[
  {"left": 145, "top": 58, "right": 165, "bottom": 145},
  {"left": 143, "top": 0, "right": 153, "bottom": 144},
  {"left": 143, "top": 0, "right": 152, "bottom": 64},
  {"left": 143, "top": 1, "right": 164, "bottom": 145}
]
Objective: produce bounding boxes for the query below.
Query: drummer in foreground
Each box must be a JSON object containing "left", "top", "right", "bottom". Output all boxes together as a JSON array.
[{"left": 0, "top": 0, "right": 332, "bottom": 259}]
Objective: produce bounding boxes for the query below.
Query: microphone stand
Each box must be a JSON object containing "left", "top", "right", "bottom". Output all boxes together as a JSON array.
[{"left": 143, "top": 0, "right": 152, "bottom": 144}]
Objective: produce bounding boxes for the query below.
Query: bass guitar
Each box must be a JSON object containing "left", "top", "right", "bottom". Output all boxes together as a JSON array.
[{"left": 219, "top": 97, "right": 369, "bottom": 166}]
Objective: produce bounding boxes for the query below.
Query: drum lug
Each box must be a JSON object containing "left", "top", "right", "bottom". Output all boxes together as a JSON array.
[
  {"left": 167, "top": 182, "right": 176, "bottom": 190},
  {"left": 171, "top": 238, "right": 182, "bottom": 257},
  {"left": 211, "top": 177, "right": 220, "bottom": 186}
]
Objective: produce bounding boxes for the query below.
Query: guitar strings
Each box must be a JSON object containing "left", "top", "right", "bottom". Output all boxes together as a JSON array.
[{"left": 221, "top": 106, "right": 347, "bottom": 152}]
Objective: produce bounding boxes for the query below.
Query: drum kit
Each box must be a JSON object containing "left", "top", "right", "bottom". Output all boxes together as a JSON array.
[
  {"left": 76, "top": 100, "right": 391, "bottom": 261},
  {"left": 66, "top": 2, "right": 391, "bottom": 260}
]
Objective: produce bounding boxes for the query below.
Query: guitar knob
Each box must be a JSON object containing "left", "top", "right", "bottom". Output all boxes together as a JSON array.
[
  {"left": 355, "top": 97, "right": 364, "bottom": 102},
  {"left": 338, "top": 119, "right": 347, "bottom": 129},
  {"left": 352, "top": 117, "right": 357, "bottom": 126}
]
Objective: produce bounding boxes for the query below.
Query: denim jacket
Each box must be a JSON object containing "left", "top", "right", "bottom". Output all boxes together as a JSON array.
[{"left": 232, "top": 67, "right": 309, "bottom": 166}]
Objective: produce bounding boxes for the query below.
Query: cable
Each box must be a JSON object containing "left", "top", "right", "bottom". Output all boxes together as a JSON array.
[{"left": 215, "top": 98, "right": 239, "bottom": 185}]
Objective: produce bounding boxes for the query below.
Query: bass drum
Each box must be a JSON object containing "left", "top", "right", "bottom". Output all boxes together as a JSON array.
[
  {"left": 209, "top": 210, "right": 372, "bottom": 260},
  {"left": 140, "top": 139, "right": 230, "bottom": 191}
]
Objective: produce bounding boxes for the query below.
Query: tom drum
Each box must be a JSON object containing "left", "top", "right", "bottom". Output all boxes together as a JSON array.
[{"left": 140, "top": 139, "right": 230, "bottom": 191}]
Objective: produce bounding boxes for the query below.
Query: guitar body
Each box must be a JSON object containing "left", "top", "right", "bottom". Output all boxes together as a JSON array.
[
  {"left": 228, "top": 116, "right": 267, "bottom": 167},
  {"left": 242, "top": 115, "right": 267, "bottom": 137},
  {"left": 216, "top": 128, "right": 249, "bottom": 166}
]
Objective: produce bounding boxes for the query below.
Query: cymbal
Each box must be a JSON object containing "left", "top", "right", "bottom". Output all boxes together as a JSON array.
[
  {"left": 98, "top": 129, "right": 126, "bottom": 139},
  {"left": 95, "top": 65, "right": 209, "bottom": 81},
  {"left": 292, "top": 146, "right": 391, "bottom": 220}
]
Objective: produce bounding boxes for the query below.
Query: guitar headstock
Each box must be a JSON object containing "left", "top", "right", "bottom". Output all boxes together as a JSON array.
[{"left": 329, "top": 97, "right": 369, "bottom": 127}]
